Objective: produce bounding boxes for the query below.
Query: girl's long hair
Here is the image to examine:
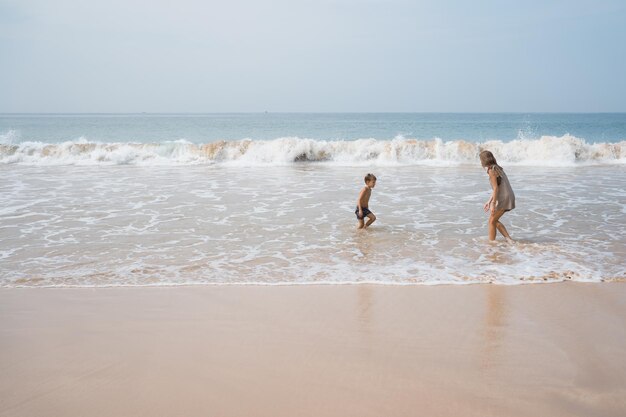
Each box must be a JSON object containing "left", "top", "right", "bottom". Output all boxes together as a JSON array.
[{"left": 479, "top": 150, "right": 503, "bottom": 175}]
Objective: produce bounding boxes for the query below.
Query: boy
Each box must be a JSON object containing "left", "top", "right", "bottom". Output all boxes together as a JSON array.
[{"left": 355, "top": 173, "right": 377, "bottom": 229}]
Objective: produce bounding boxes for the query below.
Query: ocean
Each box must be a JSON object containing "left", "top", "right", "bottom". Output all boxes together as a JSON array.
[{"left": 1, "top": 113, "right": 624, "bottom": 287}]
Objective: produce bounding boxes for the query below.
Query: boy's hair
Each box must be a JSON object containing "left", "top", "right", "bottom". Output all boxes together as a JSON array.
[{"left": 364, "top": 173, "right": 377, "bottom": 183}]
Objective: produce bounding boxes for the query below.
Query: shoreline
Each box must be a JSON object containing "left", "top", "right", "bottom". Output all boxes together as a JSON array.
[
  {"left": 1, "top": 280, "right": 621, "bottom": 289},
  {"left": 1, "top": 282, "right": 625, "bottom": 417},
  {"left": 3, "top": 276, "right": 624, "bottom": 289}
]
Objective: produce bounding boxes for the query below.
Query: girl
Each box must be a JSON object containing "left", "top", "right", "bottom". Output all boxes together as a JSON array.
[{"left": 479, "top": 150, "right": 515, "bottom": 242}]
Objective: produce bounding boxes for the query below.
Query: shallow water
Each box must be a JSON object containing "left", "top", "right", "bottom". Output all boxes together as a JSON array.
[{"left": 1, "top": 164, "right": 624, "bottom": 287}]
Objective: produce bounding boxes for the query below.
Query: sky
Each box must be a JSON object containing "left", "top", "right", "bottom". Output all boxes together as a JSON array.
[{"left": 1, "top": 0, "right": 625, "bottom": 113}]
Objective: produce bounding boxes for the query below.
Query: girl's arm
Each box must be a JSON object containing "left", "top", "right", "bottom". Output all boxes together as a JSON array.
[
  {"left": 487, "top": 168, "right": 499, "bottom": 214},
  {"left": 483, "top": 196, "right": 493, "bottom": 212}
]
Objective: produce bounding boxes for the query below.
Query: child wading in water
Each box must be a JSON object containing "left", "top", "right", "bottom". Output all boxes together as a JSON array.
[
  {"left": 480, "top": 150, "right": 515, "bottom": 242},
  {"left": 355, "top": 173, "right": 377, "bottom": 229}
]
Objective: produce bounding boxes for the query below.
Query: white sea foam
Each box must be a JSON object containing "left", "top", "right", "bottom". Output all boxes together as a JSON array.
[
  {"left": 1, "top": 135, "right": 624, "bottom": 166},
  {"left": 1, "top": 163, "right": 624, "bottom": 288},
  {"left": 0, "top": 129, "right": 20, "bottom": 144}
]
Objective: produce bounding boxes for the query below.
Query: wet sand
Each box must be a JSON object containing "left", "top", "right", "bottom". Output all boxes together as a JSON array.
[{"left": 1, "top": 283, "right": 625, "bottom": 417}]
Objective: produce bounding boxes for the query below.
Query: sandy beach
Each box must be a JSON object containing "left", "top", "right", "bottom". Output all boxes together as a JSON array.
[{"left": 1, "top": 283, "right": 624, "bottom": 417}]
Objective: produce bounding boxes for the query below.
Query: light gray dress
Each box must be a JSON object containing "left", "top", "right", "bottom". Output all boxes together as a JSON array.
[{"left": 490, "top": 166, "right": 515, "bottom": 211}]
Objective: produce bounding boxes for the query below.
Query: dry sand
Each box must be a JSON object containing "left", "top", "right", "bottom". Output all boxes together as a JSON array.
[{"left": 1, "top": 283, "right": 625, "bottom": 417}]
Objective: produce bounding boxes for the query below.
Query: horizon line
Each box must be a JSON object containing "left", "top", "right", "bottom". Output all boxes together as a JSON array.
[{"left": 2, "top": 111, "right": 626, "bottom": 115}]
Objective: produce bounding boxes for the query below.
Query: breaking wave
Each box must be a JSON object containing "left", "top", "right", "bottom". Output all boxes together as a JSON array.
[{"left": 1, "top": 135, "right": 624, "bottom": 166}]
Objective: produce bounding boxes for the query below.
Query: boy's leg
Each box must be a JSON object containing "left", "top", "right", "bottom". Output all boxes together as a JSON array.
[
  {"left": 357, "top": 218, "right": 365, "bottom": 229},
  {"left": 364, "top": 212, "right": 376, "bottom": 228}
]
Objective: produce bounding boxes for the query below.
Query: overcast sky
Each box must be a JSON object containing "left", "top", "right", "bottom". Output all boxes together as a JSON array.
[{"left": 1, "top": 0, "right": 625, "bottom": 112}]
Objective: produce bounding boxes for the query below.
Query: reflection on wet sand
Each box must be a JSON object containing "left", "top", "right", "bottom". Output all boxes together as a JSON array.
[{"left": 481, "top": 285, "right": 507, "bottom": 370}]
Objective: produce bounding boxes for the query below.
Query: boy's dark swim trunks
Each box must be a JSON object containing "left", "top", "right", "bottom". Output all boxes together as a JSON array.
[{"left": 355, "top": 206, "right": 372, "bottom": 220}]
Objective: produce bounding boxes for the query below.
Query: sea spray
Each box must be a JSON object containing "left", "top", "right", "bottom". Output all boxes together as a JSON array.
[{"left": 1, "top": 135, "right": 624, "bottom": 166}]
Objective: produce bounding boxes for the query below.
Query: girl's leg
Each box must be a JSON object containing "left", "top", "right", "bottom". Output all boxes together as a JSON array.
[
  {"left": 496, "top": 219, "right": 512, "bottom": 241},
  {"left": 488, "top": 209, "right": 511, "bottom": 241}
]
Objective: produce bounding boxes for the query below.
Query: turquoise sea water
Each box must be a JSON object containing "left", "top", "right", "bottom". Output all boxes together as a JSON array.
[{"left": 2, "top": 113, "right": 625, "bottom": 143}]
